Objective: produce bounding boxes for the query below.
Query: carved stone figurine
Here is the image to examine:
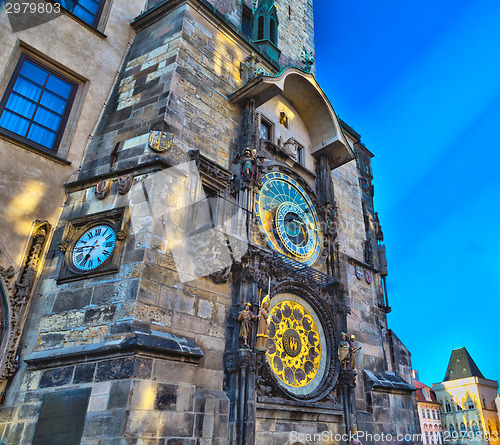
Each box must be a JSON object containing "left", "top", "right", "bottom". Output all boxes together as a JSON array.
[
  {"left": 338, "top": 331, "right": 350, "bottom": 369},
  {"left": 238, "top": 302, "right": 257, "bottom": 347},
  {"left": 349, "top": 334, "right": 361, "bottom": 369},
  {"left": 240, "top": 148, "right": 255, "bottom": 183},
  {"left": 254, "top": 155, "right": 265, "bottom": 188},
  {"left": 256, "top": 296, "right": 271, "bottom": 349}
]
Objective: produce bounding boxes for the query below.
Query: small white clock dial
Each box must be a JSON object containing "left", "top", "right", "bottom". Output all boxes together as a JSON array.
[{"left": 71, "top": 225, "right": 116, "bottom": 271}]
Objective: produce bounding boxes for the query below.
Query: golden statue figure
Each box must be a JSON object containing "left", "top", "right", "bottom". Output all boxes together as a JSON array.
[
  {"left": 256, "top": 296, "right": 271, "bottom": 349},
  {"left": 349, "top": 334, "right": 361, "bottom": 369},
  {"left": 338, "top": 332, "right": 350, "bottom": 369}
]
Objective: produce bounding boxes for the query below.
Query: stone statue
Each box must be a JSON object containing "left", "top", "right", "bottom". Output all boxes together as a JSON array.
[
  {"left": 283, "top": 137, "right": 298, "bottom": 161},
  {"left": 338, "top": 332, "right": 350, "bottom": 369},
  {"left": 349, "top": 335, "right": 361, "bottom": 369},
  {"left": 238, "top": 302, "right": 257, "bottom": 347},
  {"left": 254, "top": 155, "right": 265, "bottom": 188},
  {"left": 256, "top": 296, "right": 271, "bottom": 349}
]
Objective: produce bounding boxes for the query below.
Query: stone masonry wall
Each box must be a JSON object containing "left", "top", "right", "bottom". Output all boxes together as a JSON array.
[
  {"left": 256, "top": 412, "right": 342, "bottom": 445},
  {"left": 80, "top": 1, "right": 254, "bottom": 180},
  {"left": 0, "top": 165, "right": 232, "bottom": 443},
  {"left": 332, "top": 158, "right": 391, "bottom": 415},
  {"left": 0, "top": 356, "right": 229, "bottom": 443}
]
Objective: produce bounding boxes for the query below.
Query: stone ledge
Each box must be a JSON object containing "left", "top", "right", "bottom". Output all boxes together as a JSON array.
[
  {"left": 364, "top": 370, "right": 415, "bottom": 394},
  {"left": 25, "top": 330, "right": 204, "bottom": 370},
  {"left": 257, "top": 396, "right": 343, "bottom": 422}
]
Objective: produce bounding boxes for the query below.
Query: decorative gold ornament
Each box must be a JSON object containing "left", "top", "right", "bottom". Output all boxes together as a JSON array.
[
  {"left": 266, "top": 300, "right": 321, "bottom": 388},
  {"left": 116, "top": 230, "right": 127, "bottom": 241},
  {"left": 148, "top": 130, "right": 173, "bottom": 153}
]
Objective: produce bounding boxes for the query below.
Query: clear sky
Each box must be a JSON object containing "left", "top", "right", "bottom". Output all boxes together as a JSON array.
[{"left": 314, "top": 0, "right": 500, "bottom": 386}]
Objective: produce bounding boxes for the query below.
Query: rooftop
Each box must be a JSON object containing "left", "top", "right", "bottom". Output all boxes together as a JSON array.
[{"left": 443, "top": 347, "right": 485, "bottom": 382}]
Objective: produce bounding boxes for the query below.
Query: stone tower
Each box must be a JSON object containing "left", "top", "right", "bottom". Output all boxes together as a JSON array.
[{"left": 0, "top": 0, "right": 419, "bottom": 443}]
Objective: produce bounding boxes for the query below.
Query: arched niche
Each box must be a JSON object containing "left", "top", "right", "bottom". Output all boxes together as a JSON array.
[
  {"left": 230, "top": 68, "right": 354, "bottom": 170},
  {"left": 257, "top": 95, "right": 313, "bottom": 170}
]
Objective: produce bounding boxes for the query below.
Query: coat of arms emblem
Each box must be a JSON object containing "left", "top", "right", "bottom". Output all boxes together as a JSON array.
[
  {"left": 94, "top": 180, "right": 112, "bottom": 199},
  {"left": 148, "top": 131, "right": 173, "bottom": 153},
  {"left": 365, "top": 270, "right": 373, "bottom": 284},
  {"left": 355, "top": 265, "right": 363, "bottom": 280}
]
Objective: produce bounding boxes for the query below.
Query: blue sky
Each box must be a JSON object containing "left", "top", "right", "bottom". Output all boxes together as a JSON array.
[{"left": 314, "top": 0, "right": 500, "bottom": 385}]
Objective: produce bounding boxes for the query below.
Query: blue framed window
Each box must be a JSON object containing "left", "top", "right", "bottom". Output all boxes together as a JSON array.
[
  {"left": 55, "top": 0, "right": 105, "bottom": 27},
  {"left": 0, "top": 56, "right": 77, "bottom": 152}
]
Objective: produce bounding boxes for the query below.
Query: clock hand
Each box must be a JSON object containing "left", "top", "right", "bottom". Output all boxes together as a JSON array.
[{"left": 83, "top": 244, "right": 98, "bottom": 260}]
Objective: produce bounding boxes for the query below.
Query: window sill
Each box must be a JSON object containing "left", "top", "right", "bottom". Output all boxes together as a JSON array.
[
  {"left": 46, "top": 0, "right": 107, "bottom": 39},
  {"left": 0, "top": 129, "right": 72, "bottom": 166}
]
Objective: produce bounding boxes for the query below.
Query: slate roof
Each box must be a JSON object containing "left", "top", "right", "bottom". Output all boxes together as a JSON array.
[
  {"left": 364, "top": 370, "right": 415, "bottom": 393},
  {"left": 443, "top": 347, "right": 485, "bottom": 382}
]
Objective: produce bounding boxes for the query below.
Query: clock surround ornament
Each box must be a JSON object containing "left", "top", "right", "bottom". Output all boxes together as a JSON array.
[
  {"left": 57, "top": 208, "right": 127, "bottom": 283},
  {"left": 262, "top": 287, "right": 339, "bottom": 401}
]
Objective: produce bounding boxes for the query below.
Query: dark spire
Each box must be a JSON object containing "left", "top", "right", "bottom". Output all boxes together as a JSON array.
[{"left": 443, "top": 347, "right": 485, "bottom": 382}]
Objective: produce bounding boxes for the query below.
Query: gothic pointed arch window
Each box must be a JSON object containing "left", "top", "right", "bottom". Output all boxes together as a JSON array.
[
  {"left": 467, "top": 397, "right": 474, "bottom": 409},
  {"left": 269, "top": 18, "right": 277, "bottom": 44},
  {"left": 258, "top": 16, "right": 264, "bottom": 40},
  {"left": 445, "top": 400, "right": 451, "bottom": 412},
  {"left": 449, "top": 424, "right": 455, "bottom": 435},
  {"left": 460, "top": 423, "right": 467, "bottom": 433},
  {"left": 251, "top": 0, "right": 280, "bottom": 62},
  {"left": 472, "top": 421, "right": 479, "bottom": 435}
]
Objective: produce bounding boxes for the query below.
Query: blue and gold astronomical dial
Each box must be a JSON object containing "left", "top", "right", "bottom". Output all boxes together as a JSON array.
[{"left": 255, "top": 172, "right": 322, "bottom": 266}]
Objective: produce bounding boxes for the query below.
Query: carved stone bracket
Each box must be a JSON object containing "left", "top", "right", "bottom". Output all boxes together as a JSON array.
[
  {"left": 189, "top": 150, "right": 233, "bottom": 194},
  {"left": 209, "top": 265, "right": 232, "bottom": 284},
  {"left": 0, "top": 266, "right": 16, "bottom": 296},
  {"left": 237, "top": 245, "right": 337, "bottom": 297},
  {"left": 339, "top": 368, "right": 357, "bottom": 390}
]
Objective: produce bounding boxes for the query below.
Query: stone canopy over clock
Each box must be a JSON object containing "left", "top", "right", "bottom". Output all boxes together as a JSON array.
[
  {"left": 57, "top": 208, "right": 127, "bottom": 283},
  {"left": 255, "top": 172, "right": 322, "bottom": 266}
]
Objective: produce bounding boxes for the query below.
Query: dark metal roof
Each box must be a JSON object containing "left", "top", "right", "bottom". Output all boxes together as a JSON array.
[
  {"left": 364, "top": 370, "right": 415, "bottom": 393},
  {"left": 443, "top": 347, "right": 485, "bottom": 382}
]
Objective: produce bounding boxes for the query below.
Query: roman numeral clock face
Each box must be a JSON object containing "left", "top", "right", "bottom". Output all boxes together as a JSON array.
[
  {"left": 71, "top": 225, "right": 117, "bottom": 271},
  {"left": 255, "top": 173, "right": 322, "bottom": 266}
]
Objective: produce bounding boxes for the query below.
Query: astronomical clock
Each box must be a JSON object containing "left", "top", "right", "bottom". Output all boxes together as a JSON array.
[
  {"left": 252, "top": 171, "right": 339, "bottom": 401},
  {"left": 255, "top": 172, "right": 322, "bottom": 266}
]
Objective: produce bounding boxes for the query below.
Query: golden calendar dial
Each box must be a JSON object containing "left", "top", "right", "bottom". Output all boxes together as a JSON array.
[{"left": 265, "top": 293, "right": 330, "bottom": 398}]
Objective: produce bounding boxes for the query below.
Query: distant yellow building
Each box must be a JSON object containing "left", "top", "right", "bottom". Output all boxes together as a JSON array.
[{"left": 432, "top": 348, "right": 500, "bottom": 445}]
